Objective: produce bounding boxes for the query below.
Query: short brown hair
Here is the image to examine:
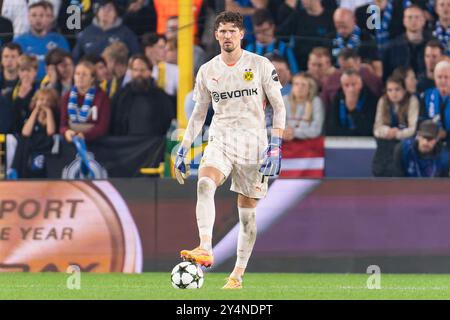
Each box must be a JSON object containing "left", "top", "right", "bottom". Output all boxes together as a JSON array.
[
  {"left": 18, "top": 54, "right": 38, "bottom": 71},
  {"left": 214, "top": 11, "right": 244, "bottom": 31},
  {"left": 75, "top": 60, "right": 96, "bottom": 78},
  {"left": 310, "top": 47, "right": 331, "bottom": 60},
  {"left": 45, "top": 48, "right": 72, "bottom": 66},
  {"left": 29, "top": 0, "right": 53, "bottom": 11},
  {"left": 102, "top": 41, "right": 129, "bottom": 66}
]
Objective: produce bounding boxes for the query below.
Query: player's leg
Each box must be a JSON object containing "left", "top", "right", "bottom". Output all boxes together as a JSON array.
[
  {"left": 223, "top": 162, "right": 267, "bottom": 289},
  {"left": 223, "top": 194, "right": 257, "bottom": 289},
  {"left": 197, "top": 166, "right": 224, "bottom": 251},
  {"left": 180, "top": 166, "right": 224, "bottom": 267}
]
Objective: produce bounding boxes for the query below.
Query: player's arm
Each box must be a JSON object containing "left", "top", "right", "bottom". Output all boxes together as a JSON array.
[
  {"left": 174, "top": 67, "right": 211, "bottom": 184},
  {"left": 260, "top": 59, "right": 286, "bottom": 177},
  {"left": 263, "top": 63, "right": 286, "bottom": 139},
  {"left": 181, "top": 100, "right": 210, "bottom": 149}
]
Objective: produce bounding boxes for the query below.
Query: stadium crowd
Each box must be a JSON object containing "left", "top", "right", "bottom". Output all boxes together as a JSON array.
[{"left": 1, "top": 0, "right": 450, "bottom": 178}]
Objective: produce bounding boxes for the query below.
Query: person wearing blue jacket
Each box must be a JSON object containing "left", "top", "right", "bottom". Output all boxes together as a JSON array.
[
  {"left": 72, "top": 0, "right": 140, "bottom": 62},
  {"left": 13, "top": 1, "right": 70, "bottom": 81},
  {"left": 393, "top": 120, "right": 450, "bottom": 177}
]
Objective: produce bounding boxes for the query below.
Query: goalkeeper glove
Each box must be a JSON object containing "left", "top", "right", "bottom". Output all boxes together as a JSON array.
[
  {"left": 259, "top": 136, "right": 282, "bottom": 177},
  {"left": 174, "top": 146, "right": 190, "bottom": 184}
]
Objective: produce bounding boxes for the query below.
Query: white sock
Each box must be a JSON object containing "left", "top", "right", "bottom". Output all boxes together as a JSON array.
[
  {"left": 196, "top": 177, "right": 216, "bottom": 251},
  {"left": 235, "top": 207, "right": 257, "bottom": 269}
]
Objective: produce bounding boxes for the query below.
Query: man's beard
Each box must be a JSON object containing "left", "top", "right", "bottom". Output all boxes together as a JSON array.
[{"left": 130, "top": 77, "right": 152, "bottom": 92}]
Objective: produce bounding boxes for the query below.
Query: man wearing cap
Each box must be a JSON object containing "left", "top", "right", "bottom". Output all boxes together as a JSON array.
[
  {"left": 72, "top": 0, "right": 140, "bottom": 62},
  {"left": 393, "top": 120, "right": 450, "bottom": 177}
]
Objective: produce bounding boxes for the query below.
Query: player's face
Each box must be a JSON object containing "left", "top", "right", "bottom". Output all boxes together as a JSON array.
[{"left": 215, "top": 23, "right": 244, "bottom": 53}]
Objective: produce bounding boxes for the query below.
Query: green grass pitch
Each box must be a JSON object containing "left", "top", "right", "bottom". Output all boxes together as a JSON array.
[{"left": 0, "top": 273, "right": 449, "bottom": 300}]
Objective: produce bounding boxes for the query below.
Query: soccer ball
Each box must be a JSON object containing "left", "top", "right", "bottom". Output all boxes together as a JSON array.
[{"left": 171, "top": 261, "right": 204, "bottom": 289}]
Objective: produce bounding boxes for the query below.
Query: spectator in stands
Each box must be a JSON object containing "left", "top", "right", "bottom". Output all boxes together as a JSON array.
[
  {"left": 306, "top": 47, "right": 336, "bottom": 90},
  {"left": 1, "top": 43, "right": 22, "bottom": 97},
  {"left": 10, "top": 88, "right": 59, "bottom": 178},
  {"left": 13, "top": 1, "right": 70, "bottom": 81},
  {"left": 433, "top": 0, "right": 450, "bottom": 55},
  {"left": 142, "top": 33, "right": 178, "bottom": 99},
  {"left": 0, "top": 95, "right": 14, "bottom": 133},
  {"left": 382, "top": 5, "right": 433, "bottom": 81},
  {"left": 392, "top": 66, "right": 418, "bottom": 95},
  {"left": 419, "top": 60, "right": 450, "bottom": 144},
  {"left": 340, "top": 0, "right": 371, "bottom": 10},
  {"left": 372, "top": 74, "right": 420, "bottom": 176},
  {"left": 0, "top": 16, "right": 14, "bottom": 47},
  {"left": 58, "top": 0, "right": 96, "bottom": 48},
  {"left": 123, "top": 0, "right": 157, "bottom": 38},
  {"left": 276, "top": 0, "right": 335, "bottom": 71},
  {"left": 268, "top": 54, "right": 292, "bottom": 96},
  {"left": 328, "top": 8, "right": 381, "bottom": 75},
  {"left": 41, "top": 48, "right": 74, "bottom": 96},
  {"left": 393, "top": 119, "right": 449, "bottom": 177},
  {"left": 283, "top": 73, "right": 324, "bottom": 141},
  {"left": 326, "top": 68, "right": 377, "bottom": 136},
  {"left": 417, "top": 40, "right": 446, "bottom": 93},
  {"left": 42, "top": 0, "right": 57, "bottom": 32},
  {"left": 321, "top": 48, "right": 383, "bottom": 110},
  {"left": 72, "top": 0, "right": 140, "bottom": 62},
  {"left": 80, "top": 54, "right": 115, "bottom": 98},
  {"left": 2, "top": 0, "right": 30, "bottom": 36},
  {"left": 355, "top": 0, "right": 405, "bottom": 54},
  {"left": 246, "top": 9, "right": 298, "bottom": 74},
  {"left": 110, "top": 54, "right": 174, "bottom": 136},
  {"left": 9, "top": 54, "right": 40, "bottom": 133},
  {"left": 60, "top": 61, "right": 110, "bottom": 142},
  {"left": 165, "top": 38, "right": 178, "bottom": 65},
  {"left": 165, "top": 16, "right": 206, "bottom": 75},
  {"left": 101, "top": 41, "right": 129, "bottom": 92},
  {"left": 153, "top": 0, "right": 205, "bottom": 42},
  {"left": 225, "top": 0, "right": 269, "bottom": 45}
]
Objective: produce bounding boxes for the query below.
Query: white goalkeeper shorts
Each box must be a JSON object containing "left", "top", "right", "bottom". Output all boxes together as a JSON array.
[{"left": 199, "top": 140, "right": 268, "bottom": 199}]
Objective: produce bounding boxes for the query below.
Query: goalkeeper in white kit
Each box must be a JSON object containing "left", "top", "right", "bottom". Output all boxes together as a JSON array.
[{"left": 174, "top": 11, "right": 286, "bottom": 289}]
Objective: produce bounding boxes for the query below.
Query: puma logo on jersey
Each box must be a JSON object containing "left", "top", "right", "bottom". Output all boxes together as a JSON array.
[
  {"left": 212, "top": 77, "right": 219, "bottom": 84},
  {"left": 211, "top": 88, "right": 258, "bottom": 102}
]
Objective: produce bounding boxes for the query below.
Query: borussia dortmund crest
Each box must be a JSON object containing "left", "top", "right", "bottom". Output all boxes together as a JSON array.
[{"left": 243, "top": 69, "right": 254, "bottom": 81}]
